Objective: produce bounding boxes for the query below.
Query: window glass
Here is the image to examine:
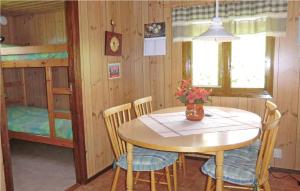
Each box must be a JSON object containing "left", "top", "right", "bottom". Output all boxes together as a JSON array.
[
  {"left": 192, "top": 41, "right": 219, "bottom": 87},
  {"left": 231, "top": 34, "right": 266, "bottom": 88}
]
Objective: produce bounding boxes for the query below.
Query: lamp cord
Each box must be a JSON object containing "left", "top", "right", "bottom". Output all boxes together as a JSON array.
[{"left": 215, "top": 0, "right": 219, "bottom": 18}]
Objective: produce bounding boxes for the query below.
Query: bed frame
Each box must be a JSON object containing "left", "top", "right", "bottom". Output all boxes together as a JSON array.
[{"left": 1, "top": 44, "right": 73, "bottom": 148}]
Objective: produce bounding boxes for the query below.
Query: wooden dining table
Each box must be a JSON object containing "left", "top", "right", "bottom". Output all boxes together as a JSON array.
[{"left": 118, "top": 106, "right": 261, "bottom": 191}]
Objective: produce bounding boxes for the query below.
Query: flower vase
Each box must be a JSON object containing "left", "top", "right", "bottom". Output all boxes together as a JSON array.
[{"left": 185, "top": 103, "right": 204, "bottom": 121}]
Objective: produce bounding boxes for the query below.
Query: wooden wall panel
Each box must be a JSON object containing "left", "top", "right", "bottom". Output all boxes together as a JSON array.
[
  {"left": 0, "top": 16, "right": 14, "bottom": 44},
  {"left": 77, "top": 0, "right": 300, "bottom": 177},
  {"left": 78, "top": 1, "right": 113, "bottom": 177},
  {"left": 274, "top": 1, "right": 300, "bottom": 169}
]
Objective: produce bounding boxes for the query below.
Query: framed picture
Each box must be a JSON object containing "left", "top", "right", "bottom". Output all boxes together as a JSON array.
[
  {"left": 108, "top": 63, "right": 121, "bottom": 79},
  {"left": 144, "top": 22, "right": 165, "bottom": 38}
]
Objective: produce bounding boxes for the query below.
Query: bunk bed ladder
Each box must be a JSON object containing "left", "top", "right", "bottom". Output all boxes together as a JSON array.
[{"left": 46, "top": 66, "right": 73, "bottom": 147}]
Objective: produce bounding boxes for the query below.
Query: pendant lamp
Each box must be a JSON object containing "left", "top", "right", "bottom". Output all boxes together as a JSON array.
[{"left": 194, "top": 0, "right": 239, "bottom": 42}]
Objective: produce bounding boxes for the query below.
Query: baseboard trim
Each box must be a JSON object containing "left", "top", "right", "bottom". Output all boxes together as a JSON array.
[
  {"left": 86, "top": 163, "right": 114, "bottom": 183},
  {"left": 65, "top": 183, "right": 80, "bottom": 191},
  {"left": 270, "top": 167, "right": 300, "bottom": 174}
]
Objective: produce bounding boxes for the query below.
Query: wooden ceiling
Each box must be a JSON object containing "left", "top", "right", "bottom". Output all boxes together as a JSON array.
[{"left": 1, "top": 0, "right": 65, "bottom": 16}]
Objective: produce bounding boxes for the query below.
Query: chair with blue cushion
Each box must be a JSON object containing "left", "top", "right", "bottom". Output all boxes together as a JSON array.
[
  {"left": 103, "top": 103, "right": 178, "bottom": 191},
  {"left": 226, "top": 100, "right": 278, "bottom": 155},
  {"left": 202, "top": 109, "right": 281, "bottom": 191},
  {"left": 134, "top": 96, "right": 187, "bottom": 175}
]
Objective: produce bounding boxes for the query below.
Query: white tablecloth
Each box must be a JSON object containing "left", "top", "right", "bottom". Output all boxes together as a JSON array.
[{"left": 138, "top": 108, "right": 261, "bottom": 137}]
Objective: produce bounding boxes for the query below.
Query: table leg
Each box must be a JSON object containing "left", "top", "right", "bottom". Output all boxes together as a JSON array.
[
  {"left": 215, "top": 151, "right": 224, "bottom": 191},
  {"left": 126, "top": 142, "right": 133, "bottom": 191}
]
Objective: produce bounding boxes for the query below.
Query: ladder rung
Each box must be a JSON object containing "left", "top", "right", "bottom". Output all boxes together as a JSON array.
[
  {"left": 54, "top": 112, "right": 71, "bottom": 119},
  {"left": 53, "top": 88, "right": 72, "bottom": 95}
]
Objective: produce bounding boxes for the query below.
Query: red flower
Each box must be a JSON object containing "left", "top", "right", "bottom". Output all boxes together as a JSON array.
[
  {"left": 175, "top": 87, "right": 185, "bottom": 97},
  {"left": 175, "top": 79, "right": 211, "bottom": 104}
]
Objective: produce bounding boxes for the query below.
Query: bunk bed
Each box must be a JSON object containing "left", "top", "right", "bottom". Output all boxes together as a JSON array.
[{"left": 0, "top": 44, "right": 73, "bottom": 148}]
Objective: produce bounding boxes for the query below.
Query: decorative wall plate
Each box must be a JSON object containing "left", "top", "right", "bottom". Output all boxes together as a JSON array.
[{"left": 105, "top": 31, "right": 122, "bottom": 56}]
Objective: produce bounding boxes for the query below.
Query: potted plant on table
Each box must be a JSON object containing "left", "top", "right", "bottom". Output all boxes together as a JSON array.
[{"left": 175, "top": 79, "right": 211, "bottom": 121}]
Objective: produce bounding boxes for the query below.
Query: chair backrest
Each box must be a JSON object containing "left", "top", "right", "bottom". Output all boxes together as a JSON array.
[
  {"left": 103, "top": 103, "right": 132, "bottom": 159},
  {"left": 262, "top": 100, "right": 277, "bottom": 124},
  {"left": 256, "top": 109, "right": 281, "bottom": 183},
  {"left": 133, "top": 96, "right": 153, "bottom": 117}
]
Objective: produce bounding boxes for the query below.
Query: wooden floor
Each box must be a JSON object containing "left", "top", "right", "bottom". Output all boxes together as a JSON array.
[{"left": 75, "top": 158, "right": 300, "bottom": 191}]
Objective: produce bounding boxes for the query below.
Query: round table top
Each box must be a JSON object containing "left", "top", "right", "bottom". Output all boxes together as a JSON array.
[{"left": 118, "top": 106, "right": 261, "bottom": 153}]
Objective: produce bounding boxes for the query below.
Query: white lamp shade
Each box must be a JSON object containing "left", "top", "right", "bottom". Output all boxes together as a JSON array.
[
  {"left": 0, "top": 16, "right": 8, "bottom": 25},
  {"left": 194, "top": 17, "right": 239, "bottom": 42}
]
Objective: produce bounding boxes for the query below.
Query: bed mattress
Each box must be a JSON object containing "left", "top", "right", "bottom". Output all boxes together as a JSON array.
[
  {"left": 0, "top": 43, "right": 68, "bottom": 61},
  {"left": 7, "top": 106, "right": 73, "bottom": 140}
]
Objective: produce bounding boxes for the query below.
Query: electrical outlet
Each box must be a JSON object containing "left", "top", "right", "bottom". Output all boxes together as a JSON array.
[{"left": 273, "top": 148, "right": 282, "bottom": 159}]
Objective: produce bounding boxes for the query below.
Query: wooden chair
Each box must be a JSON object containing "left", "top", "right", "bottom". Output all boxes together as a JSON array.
[
  {"left": 263, "top": 100, "right": 278, "bottom": 124},
  {"left": 133, "top": 96, "right": 187, "bottom": 175},
  {"left": 202, "top": 109, "right": 282, "bottom": 191},
  {"left": 133, "top": 96, "right": 153, "bottom": 117},
  {"left": 103, "top": 103, "right": 178, "bottom": 191}
]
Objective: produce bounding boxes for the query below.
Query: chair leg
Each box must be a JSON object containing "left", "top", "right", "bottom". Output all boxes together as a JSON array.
[
  {"left": 178, "top": 154, "right": 183, "bottom": 169},
  {"left": 134, "top": 172, "right": 140, "bottom": 185},
  {"left": 165, "top": 166, "right": 172, "bottom": 191},
  {"left": 180, "top": 153, "right": 186, "bottom": 175},
  {"left": 262, "top": 180, "right": 271, "bottom": 191},
  {"left": 173, "top": 162, "right": 178, "bottom": 191},
  {"left": 150, "top": 171, "right": 156, "bottom": 191},
  {"left": 111, "top": 166, "right": 120, "bottom": 191},
  {"left": 205, "top": 176, "right": 213, "bottom": 191}
]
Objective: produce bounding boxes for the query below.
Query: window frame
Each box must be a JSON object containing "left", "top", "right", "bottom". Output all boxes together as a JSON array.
[{"left": 183, "top": 36, "right": 275, "bottom": 98}]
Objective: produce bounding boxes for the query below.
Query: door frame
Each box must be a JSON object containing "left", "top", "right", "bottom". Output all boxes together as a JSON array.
[
  {"left": 65, "top": 0, "right": 88, "bottom": 184},
  {"left": 1, "top": 1, "right": 88, "bottom": 190},
  {"left": 1, "top": 66, "right": 14, "bottom": 191}
]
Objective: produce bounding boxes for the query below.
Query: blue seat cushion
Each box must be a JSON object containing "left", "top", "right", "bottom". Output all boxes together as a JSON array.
[
  {"left": 116, "top": 147, "right": 178, "bottom": 171},
  {"left": 202, "top": 141, "right": 260, "bottom": 186}
]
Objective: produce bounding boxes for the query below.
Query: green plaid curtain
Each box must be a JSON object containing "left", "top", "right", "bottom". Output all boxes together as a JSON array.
[{"left": 172, "top": 0, "right": 288, "bottom": 42}]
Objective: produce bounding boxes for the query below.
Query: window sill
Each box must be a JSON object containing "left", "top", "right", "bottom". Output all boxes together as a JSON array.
[{"left": 211, "top": 92, "right": 272, "bottom": 99}]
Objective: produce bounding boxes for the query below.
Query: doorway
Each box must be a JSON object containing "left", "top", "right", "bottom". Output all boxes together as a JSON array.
[{"left": 0, "top": 1, "right": 86, "bottom": 190}]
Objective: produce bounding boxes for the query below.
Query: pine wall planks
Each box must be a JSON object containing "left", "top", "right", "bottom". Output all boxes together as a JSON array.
[
  {"left": 274, "top": 1, "right": 300, "bottom": 169},
  {"left": 78, "top": 1, "right": 300, "bottom": 178}
]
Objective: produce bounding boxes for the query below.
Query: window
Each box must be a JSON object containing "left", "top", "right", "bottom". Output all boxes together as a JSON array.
[{"left": 185, "top": 34, "right": 274, "bottom": 97}]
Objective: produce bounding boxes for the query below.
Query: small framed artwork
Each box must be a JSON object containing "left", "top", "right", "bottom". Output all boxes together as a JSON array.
[{"left": 108, "top": 63, "right": 121, "bottom": 79}]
